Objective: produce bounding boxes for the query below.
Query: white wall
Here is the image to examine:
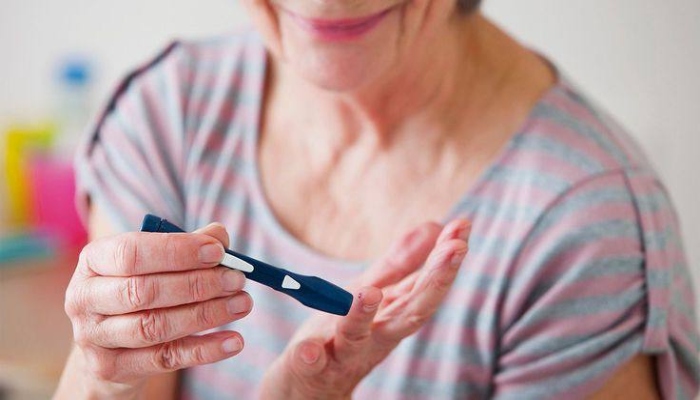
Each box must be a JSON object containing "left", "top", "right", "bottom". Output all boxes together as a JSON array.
[
  {"left": 0, "top": 0, "right": 248, "bottom": 121},
  {"left": 1, "top": 1, "right": 698, "bottom": 319}
]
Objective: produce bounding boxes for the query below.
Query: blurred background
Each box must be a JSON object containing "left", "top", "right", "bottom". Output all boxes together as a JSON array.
[{"left": 0, "top": 0, "right": 698, "bottom": 398}]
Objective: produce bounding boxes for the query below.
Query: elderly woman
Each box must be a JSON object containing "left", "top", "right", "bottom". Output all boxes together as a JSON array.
[{"left": 56, "top": 0, "right": 698, "bottom": 398}]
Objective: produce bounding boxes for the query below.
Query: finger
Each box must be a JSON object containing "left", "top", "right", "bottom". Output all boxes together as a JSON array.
[
  {"left": 194, "top": 222, "right": 230, "bottom": 249},
  {"left": 371, "top": 218, "right": 470, "bottom": 304},
  {"left": 375, "top": 237, "right": 468, "bottom": 342},
  {"left": 83, "top": 267, "right": 246, "bottom": 315},
  {"left": 412, "top": 220, "right": 470, "bottom": 292},
  {"left": 89, "top": 330, "right": 244, "bottom": 382},
  {"left": 334, "top": 286, "right": 383, "bottom": 360},
  {"left": 79, "top": 228, "right": 226, "bottom": 276},
  {"left": 382, "top": 271, "right": 420, "bottom": 305},
  {"left": 289, "top": 339, "right": 328, "bottom": 378},
  {"left": 435, "top": 217, "right": 471, "bottom": 245},
  {"left": 358, "top": 222, "right": 442, "bottom": 289},
  {"left": 92, "top": 293, "right": 253, "bottom": 348}
]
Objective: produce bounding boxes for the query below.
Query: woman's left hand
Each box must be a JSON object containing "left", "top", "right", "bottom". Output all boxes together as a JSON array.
[{"left": 260, "top": 218, "right": 470, "bottom": 399}]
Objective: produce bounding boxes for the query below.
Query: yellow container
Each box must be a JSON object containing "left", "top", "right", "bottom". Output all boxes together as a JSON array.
[{"left": 2, "top": 123, "right": 55, "bottom": 227}]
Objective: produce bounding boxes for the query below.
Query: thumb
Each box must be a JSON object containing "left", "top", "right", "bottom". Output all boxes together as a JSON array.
[
  {"left": 193, "top": 222, "right": 230, "bottom": 249},
  {"left": 289, "top": 339, "right": 327, "bottom": 378}
]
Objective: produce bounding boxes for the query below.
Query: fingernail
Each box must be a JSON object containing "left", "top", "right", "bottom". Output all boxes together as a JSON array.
[
  {"left": 299, "top": 343, "right": 320, "bottom": 364},
  {"left": 199, "top": 243, "right": 224, "bottom": 264},
  {"left": 222, "top": 270, "right": 243, "bottom": 292},
  {"left": 228, "top": 295, "right": 251, "bottom": 315},
  {"left": 359, "top": 291, "right": 381, "bottom": 313},
  {"left": 222, "top": 337, "right": 242, "bottom": 353}
]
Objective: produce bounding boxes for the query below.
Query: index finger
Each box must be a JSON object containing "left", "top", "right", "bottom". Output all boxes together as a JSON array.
[
  {"left": 79, "top": 231, "right": 225, "bottom": 276},
  {"left": 356, "top": 222, "right": 442, "bottom": 290},
  {"left": 334, "top": 286, "right": 383, "bottom": 360}
]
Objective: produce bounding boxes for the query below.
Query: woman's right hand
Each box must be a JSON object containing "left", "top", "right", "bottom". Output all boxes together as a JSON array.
[{"left": 61, "top": 223, "right": 252, "bottom": 398}]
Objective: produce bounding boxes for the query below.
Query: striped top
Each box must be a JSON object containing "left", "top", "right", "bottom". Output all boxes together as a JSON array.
[{"left": 76, "top": 29, "right": 700, "bottom": 399}]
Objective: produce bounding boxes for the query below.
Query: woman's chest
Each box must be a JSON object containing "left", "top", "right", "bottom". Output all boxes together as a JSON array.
[{"left": 258, "top": 153, "right": 480, "bottom": 261}]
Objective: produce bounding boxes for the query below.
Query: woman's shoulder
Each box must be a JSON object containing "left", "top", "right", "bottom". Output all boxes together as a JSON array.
[
  {"left": 87, "top": 27, "right": 266, "bottom": 140},
  {"left": 75, "top": 28, "right": 267, "bottom": 231},
  {"left": 454, "top": 77, "right": 698, "bottom": 400},
  {"left": 473, "top": 76, "right": 668, "bottom": 219},
  {"left": 509, "top": 77, "right": 657, "bottom": 185}
]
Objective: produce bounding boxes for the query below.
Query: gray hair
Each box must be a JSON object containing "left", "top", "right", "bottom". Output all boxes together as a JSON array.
[{"left": 458, "top": 0, "right": 482, "bottom": 13}]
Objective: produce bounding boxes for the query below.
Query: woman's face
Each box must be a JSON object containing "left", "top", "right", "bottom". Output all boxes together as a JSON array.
[{"left": 244, "top": 0, "right": 461, "bottom": 92}]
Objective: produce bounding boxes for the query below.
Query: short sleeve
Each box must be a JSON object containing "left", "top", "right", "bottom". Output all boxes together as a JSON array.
[
  {"left": 492, "top": 170, "right": 698, "bottom": 399},
  {"left": 75, "top": 42, "right": 188, "bottom": 232}
]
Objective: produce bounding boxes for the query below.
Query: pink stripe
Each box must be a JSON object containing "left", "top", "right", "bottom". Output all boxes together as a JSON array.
[
  {"left": 527, "top": 117, "right": 620, "bottom": 169},
  {"left": 544, "top": 89, "right": 623, "bottom": 150},
  {"left": 503, "top": 238, "right": 642, "bottom": 324},
  {"left": 476, "top": 179, "right": 561, "bottom": 209},
  {"left": 550, "top": 88, "right": 641, "bottom": 166}
]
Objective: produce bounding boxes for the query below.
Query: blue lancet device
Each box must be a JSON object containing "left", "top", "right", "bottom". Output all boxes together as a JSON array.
[{"left": 141, "top": 214, "right": 353, "bottom": 316}]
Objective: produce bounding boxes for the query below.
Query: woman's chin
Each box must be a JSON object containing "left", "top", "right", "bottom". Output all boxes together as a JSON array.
[
  {"left": 286, "top": 44, "right": 394, "bottom": 93},
  {"left": 277, "top": 13, "right": 400, "bottom": 93},
  {"left": 295, "top": 60, "right": 374, "bottom": 92}
]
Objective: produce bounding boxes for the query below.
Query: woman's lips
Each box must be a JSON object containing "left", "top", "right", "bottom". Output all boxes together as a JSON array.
[{"left": 286, "top": 8, "right": 393, "bottom": 42}]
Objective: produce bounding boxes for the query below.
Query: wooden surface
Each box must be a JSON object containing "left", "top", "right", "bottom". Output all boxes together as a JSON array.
[{"left": 0, "top": 251, "right": 77, "bottom": 399}]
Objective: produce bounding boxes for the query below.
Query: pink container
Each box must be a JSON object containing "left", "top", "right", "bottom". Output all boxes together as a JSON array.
[{"left": 26, "top": 155, "right": 87, "bottom": 250}]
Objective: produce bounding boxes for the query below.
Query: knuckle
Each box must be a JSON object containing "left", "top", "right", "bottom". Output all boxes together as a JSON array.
[
  {"left": 428, "top": 270, "right": 453, "bottom": 292},
  {"left": 154, "top": 341, "right": 182, "bottom": 371},
  {"left": 190, "top": 344, "right": 207, "bottom": 365},
  {"left": 65, "top": 279, "right": 94, "bottom": 319},
  {"left": 64, "top": 287, "right": 83, "bottom": 318},
  {"left": 138, "top": 311, "right": 168, "bottom": 344},
  {"left": 187, "top": 273, "right": 208, "bottom": 302},
  {"left": 77, "top": 246, "right": 90, "bottom": 269},
  {"left": 405, "top": 313, "right": 429, "bottom": 332},
  {"left": 114, "top": 234, "right": 139, "bottom": 275},
  {"left": 164, "top": 234, "right": 187, "bottom": 268},
  {"left": 72, "top": 321, "right": 93, "bottom": 347},
  {"left": 120, "top": 276, "right": 154, "bottom": 310},
  {"left": 77, "top": 241, "right": 101, "bottom": 272},
  {"left": 194, "top": 303, "right": 217, "bottom": 328}
]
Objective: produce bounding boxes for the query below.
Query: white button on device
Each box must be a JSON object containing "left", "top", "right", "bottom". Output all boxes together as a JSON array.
[
  {"left": 221, "top": 253, "right": 255, "bottom": 273},
  {"left": 282, "top": 275, "right": 301, "bottom": 290}
]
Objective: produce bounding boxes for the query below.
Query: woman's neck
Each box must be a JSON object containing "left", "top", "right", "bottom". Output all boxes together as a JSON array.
[
  {"left": 262, "top": 12, "right": 554, "bottom": 160},
  {"left": 257, "top": 12, "right": 556, "bottom": 258}
]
